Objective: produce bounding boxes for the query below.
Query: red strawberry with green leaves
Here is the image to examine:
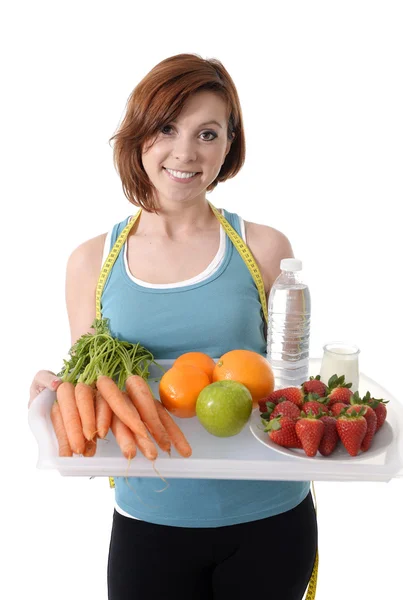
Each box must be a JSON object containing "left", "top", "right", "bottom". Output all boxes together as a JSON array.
[
  {"left": 302, "top": 375, "right": 327, "bottom": 398},
  {"left": 275, "top": 387, "right": 305, "bottom": 409},
  {"left": 259, "top": 387, "right": 304, "bottom": 411},
  {"left": 259, "top": 400, "right": 277, "bottom": 417},
  {"left": 330, "top": 402, "right": 349, "bottom": 417},
  {"left": 326, "top": 374, "right": 353, "bottom": 406},
  {"left": 295, "top": 411, "right": 325, "bottom": 457},
  {"left": 361, "top": 391, "right": 388, "bottom": 432},
  {"left": 318, "top": 415, "right": 339, "bottom": 456},
  {"left": 269, "top": 399, "right": 301, "bottom": 422},
  {"left": 336, "top": 408, "right": 367, "bottom": 456},
  {"left": 258, "top": 390, "right": 285, "bottom": 411},
  {"left": 263, "top": 416, "right": 302, "bottom": 448},
  {"left": 259, "top": 387, "right": 304, "bottom": 412},
  {"left": 347, "top": 392, "right": 378, "bottom": 451},
  {"left": 302, "top": 394, "right": 330, "bottom": 416}
]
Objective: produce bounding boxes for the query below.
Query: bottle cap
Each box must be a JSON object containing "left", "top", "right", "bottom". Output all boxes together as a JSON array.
[{"left": 280, "top": 258, "right": 302, "bottom": 271}]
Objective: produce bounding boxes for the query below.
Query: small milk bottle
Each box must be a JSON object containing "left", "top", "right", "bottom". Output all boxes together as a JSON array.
[{"left": 266, "top": 259, "right": 311, "bottom": 389}]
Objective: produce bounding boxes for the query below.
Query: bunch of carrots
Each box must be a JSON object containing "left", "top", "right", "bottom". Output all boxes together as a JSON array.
[{"left": 50, "top": 318, "right": 192, "bottom": 462}]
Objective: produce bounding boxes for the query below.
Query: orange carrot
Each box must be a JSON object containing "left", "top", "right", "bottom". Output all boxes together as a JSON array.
[
  {"left": 95, "top": 389, "right": 112, "bottom": 439},
  {"left": 56, "top": 382, "right": 86, "bottom": 454},
  {"left": 154, "top": 400, "right": 192, "bottom": 458},
  {"left": 83, "top": 437, "right": 97, "bottom": 457},
  {"left": 111, "top": 413, "right": 137, "bottom": 460},
  {"left": 75, "top": 382, "right": 96, "bottom": 441},
  {"left": 125, "top": 375, "right": 171, "bottom": 453},
  {"left": 96, "top": 376, "right": 150, "bottom": 440},
  {"left": 50, "top": 400, "right": 73, "bottom": 457},
  {"left": 132, "top": 431, "right": 158, "bottom": 461}
]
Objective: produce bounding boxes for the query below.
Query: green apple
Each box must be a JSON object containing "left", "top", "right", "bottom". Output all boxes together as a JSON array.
[{"left": 196, "top": 380, "right": 253, "bottom": 437}]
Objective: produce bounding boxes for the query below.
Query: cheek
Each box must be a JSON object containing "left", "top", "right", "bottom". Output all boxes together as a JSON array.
[
  {"left": 211, "top": 142, "right": 229, "bottom": 163},
  {"left": 148, "top": 144, "right": 169, "bottom": 169},
  {"left": 206, "top": 146, "right": 228, "bottom": 172}
]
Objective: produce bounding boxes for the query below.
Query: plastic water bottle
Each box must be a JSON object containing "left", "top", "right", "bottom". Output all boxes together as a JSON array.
[{"left": 266, "top": 258, "right": 311, "bottom": 389}]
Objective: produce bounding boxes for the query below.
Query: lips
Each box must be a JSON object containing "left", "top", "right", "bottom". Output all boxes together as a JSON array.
[
  {"left": 163, "top": 167, "right": 201, "bottom": 184},
  {"left": 163, "top": 167, "right": 201, "bottom": 174}
]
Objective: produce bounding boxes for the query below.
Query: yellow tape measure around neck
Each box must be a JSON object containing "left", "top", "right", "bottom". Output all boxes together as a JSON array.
[
  {"left": 207, "top": 202, "right": 268, "bottom": 324},
  {"left": 96, "top": 201, "right": 268, "bottom": 324}
]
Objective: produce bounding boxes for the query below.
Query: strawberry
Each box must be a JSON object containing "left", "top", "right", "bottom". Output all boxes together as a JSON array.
[
  {"left": 295, "top": 411, "right": 325, "bottom": 457},
  {"left": 258, "top": 390, "right": 286, "bottom": 411},
  {"left": 318, "top": 415, "right": 339, "bottom": 456},
  {"left": 326, "top": 373, "right": 353, "bottom": 390},
  {"left": 373, "top": 402, "right": 388, "bottom": 431},
  {"left": 258, "top": 401, "right": 277, "bottom": 417},
  {"left": 326, "top": 374, "right": 353, "bottom": 406},
  {"left": 303, "top": 397, "right": 330, "bottom": 416},
  {"left": 274, "top": 387, "right": 305, "bottom": 409},
  {"left": 336, "top": 409, "right": 367, "bottom": 456},
  {"left": 347, "top": 392, "right": 378, "bottom": 451},
  {"left": 330, "top": 402, "right": 349, "bottom": 417},
  {"left": 347, "top": 404, "right": 377, "bottom": 451},
  {"left": 302, "top": 375, "right": 327, "bottom": 398},
  {"left": 263, "top": 416, "right": 302, "bottom": 448},
  {"left": 270, "top": 399, "right": 301, "bottom": 422},
  {"left": 327, "top": 386, "right": 354, "bottom": 406},
  {"left": 361, "top": 391, "right": 388, "bottom": 432}
]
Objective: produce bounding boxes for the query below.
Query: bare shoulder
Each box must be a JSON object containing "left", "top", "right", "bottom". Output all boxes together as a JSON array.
[
  {"left": 65, "top": 232, "right": 108, "bottom": 345},
  {"left": 244, "top": 220, "right": 294, "bottom": 293},
  {"left": 66, "top": 232, "right": 108, "bottom": 274}
]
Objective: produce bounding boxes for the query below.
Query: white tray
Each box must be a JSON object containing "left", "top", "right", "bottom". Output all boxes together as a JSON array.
[{"left": 28, "top": 358, "right": 403, "bottom": 482}]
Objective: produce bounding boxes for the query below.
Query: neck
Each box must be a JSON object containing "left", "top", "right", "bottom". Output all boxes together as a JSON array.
[{"left": 134, "top": 198, "right": 217, "bottom": 239}]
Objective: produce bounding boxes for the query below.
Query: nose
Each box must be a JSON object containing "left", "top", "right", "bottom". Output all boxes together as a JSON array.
[{"left": 171, "top": 136, "right": 198, "bottom": 163}]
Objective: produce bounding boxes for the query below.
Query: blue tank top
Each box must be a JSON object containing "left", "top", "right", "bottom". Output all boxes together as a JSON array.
[{"left": 101, "top": 208, "right": 310, "bottom": 527}]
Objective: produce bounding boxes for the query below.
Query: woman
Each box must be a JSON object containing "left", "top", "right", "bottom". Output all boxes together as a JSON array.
[{"left": 29, "top": 53, "right": 317, "bottom": 600}]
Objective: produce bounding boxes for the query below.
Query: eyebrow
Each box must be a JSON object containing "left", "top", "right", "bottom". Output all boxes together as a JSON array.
[
  {"left": 172, "top": 119, "right": 223, "bottom": 129},
  {"left": 199, "top": 120, "right": 223, "bottom": 129}
]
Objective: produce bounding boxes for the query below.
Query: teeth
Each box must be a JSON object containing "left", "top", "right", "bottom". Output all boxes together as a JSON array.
[{"left": 166, "top": 168, "right": 197, "bottom": 179}]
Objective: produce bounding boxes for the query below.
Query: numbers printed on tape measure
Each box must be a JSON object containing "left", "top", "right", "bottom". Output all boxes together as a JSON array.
[
  {"left": 96, "top": 212, "right": 141, "bottom": 320},
  {"left": 207, "top": 202, "right": 268, "bottom": 325},
  {"left": 96, "top": 203, "right": 268, "bottom": 324}
]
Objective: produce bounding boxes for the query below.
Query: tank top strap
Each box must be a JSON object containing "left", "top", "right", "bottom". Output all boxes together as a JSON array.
[{"left": 221, "top": 208, "right": 243, "bottom": 239}]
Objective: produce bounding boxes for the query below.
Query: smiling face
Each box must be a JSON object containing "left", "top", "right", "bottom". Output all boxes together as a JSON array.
[{"left": 141, "top": 90, "right": 233, "bottom": 208}]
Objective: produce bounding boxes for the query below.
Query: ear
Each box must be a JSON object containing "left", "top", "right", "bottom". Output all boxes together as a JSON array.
[{"left": 225, "top": 137, "right": 233, "bottom": 157}]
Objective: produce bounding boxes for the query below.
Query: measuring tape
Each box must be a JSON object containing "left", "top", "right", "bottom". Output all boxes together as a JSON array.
[
  {"left": 95, "top": 201, "right": 268, "bottom": 324},
  {"left": 206, "top": 202, "right": 268, "bottom": 324},
  {"left": 95, "top": 202, "right": 318, "bottom": 599},
  {"left": 305, "top": 481, "right": 319, "bottom": 600}
]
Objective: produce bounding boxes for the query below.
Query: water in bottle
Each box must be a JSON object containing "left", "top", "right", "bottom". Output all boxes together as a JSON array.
[{"left": 266, "top": 258, "right": 311, "bottom": 389}]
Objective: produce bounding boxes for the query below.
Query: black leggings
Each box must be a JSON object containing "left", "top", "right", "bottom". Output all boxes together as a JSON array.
[{"left": 108, "top": 491, "right": 318, "bottom": 600}]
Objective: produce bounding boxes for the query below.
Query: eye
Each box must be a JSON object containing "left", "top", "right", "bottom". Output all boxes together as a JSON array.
[
  {"left": 160, "top": 125, "right": 218, "bottom": 141},
  {"left": 200, "top": 131, "right": 217, "bottom": 141},
  {"left": 160, "top": 125, "right": 173, "bottom": 135}
]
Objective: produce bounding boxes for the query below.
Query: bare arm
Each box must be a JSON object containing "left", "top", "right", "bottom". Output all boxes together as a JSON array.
[
  {"left": 245, "top": 221, "right": 294, "bottom": 295},
  {"left": 28, "top": 233, "right": 106, "bottom": 406},
  {"left": 65, "top": 233, "right": 107, "bottom": 346},
  {"left": 244, "top": 221, "right": 295, "bottom": 343}
]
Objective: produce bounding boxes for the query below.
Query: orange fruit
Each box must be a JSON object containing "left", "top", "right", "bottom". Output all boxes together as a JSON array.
[
  {"left": 212, "top": 349, "right": 275, "bottom": 404},
  {"left": 173, "top": 352, "right": 216, "bottom": 381},
  {"left": 159, "top": 364, "right": 211, "bottom": 418}
]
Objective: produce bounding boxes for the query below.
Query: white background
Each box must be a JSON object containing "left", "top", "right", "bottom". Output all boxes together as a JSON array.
[{"left": 2, "top": 1, "right": 403, "bottom": 599}]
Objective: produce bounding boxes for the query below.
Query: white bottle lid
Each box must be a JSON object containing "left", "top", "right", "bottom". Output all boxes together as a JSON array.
[{"left": 280, "top": 258, "right": 302, "bottom": 271}]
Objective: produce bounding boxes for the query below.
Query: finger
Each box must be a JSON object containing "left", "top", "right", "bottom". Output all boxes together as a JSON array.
[{"left": 28, "top": 370, "right": 63, "bottom": 407}]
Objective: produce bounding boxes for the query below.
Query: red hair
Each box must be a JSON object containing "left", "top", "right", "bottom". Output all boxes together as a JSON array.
[{"left": 109, "top": 53, "right": 246, "bottom": 213}]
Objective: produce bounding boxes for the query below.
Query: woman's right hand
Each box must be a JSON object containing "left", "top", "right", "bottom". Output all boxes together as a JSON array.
[{"left": 28, "top": 370, "right": 63, "bottom": 408}]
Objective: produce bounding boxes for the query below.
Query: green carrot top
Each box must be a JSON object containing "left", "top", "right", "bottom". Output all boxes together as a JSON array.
[{"left": 57, "top": 318, "right": 164, "bottom": 389}]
